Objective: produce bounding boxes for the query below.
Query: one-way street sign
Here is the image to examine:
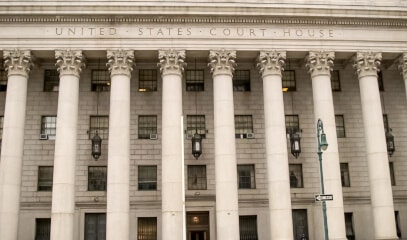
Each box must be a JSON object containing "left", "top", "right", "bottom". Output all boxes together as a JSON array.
[{"left": 315, "top": 194, "right": 334, "bottom": 202}]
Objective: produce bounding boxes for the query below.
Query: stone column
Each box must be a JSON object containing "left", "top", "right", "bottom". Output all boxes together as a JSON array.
[
  {"left": 258, "top": 51, "right": 294, "bottom": 240},
  {"left": 0, "top": 50, "right": 32, "bottom": 240},
  {"left": 354, "top": 52, "right": 398, "bottom": 240},
  {"left": 50, "top": 50, "right": 85, "bottom": 240},
  {"left": 159, "top": 49, "right": 186, "bottom": 240},
  {"left": 106, "top": 50, "right": 134, "bottom": 240},
  {"left": 399, "top": 53, "right": 407, "bottom": 102},
  {"left": 209, "top": 50, "right": 240, "bottom": 240},
  {"left": 306, "top": 51, "right": 347, "bottom": 240}
]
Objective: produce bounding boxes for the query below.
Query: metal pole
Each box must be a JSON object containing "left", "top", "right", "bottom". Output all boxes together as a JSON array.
[{"left": 317, "top": 119, "right": 329, "bottom": 240}]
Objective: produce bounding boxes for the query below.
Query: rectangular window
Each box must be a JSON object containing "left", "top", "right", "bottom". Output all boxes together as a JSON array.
[
  {"left": 138, "top": 115, "right": 157, "bottom": 139},
  {"left": 345, "top": 213, "right": 355, "bottom": 240},
  {"left": 91, "top": 70, "right": 110, "bottom": 92},
  {"left": 335, "top": 115, "right": 346, "bottom": 138},
  {"left": 138, "top": 166, "right": 157, "bottom": 190},
  {"left": 186, "top": 115, "right": 206, "bottom": 138},
  {"left": 0, "top": 116, "right": 3, "bottom": 139},
  {"left": 138, "top": 217, "right": 158, "bottom": 240},
  {"left": 395, "top": 211, "right": 402, "bottom": 238},
  {"left": 233, "top": 70, "right": 251, "bottom": 91},
  {"left": 378, "top": 71, "right": 384, "bottom": 91},
  {"left": 186, "top": 69, "right": 204, "bottom": 91},
  {"left": 89, "top": 116, "right": 109, "bottom": 140},
  {"left": 340, "top": 163, "right": 351, "bottom": 187},
  {"left": 38, "top": 166, "right": 53, "bottom": 191},
  {"left": 331, "top": 70, "right": 341, "bottom": 91},
  {"left": 235, "top": 115, "right": 253, "bottom": 138},
  {"left": 383, "top": 114, "right": 389, "bottom": 132},
  {"left": 85, "top": 213, "right": 106, "bottom": 240},
  {"left": 289, "top": 164, "right": 303, "bottom": 188},
  {"left": 282, "top": 70, "right": 296, "bottom": 91},
  {"left": 44, "top": 69, "right": 59, "bottom": 92},
  {"left": 239, "top": 215, "right": 258, "bottom": 240},
  {"left": 41, "top": 116, "right": 57, "bottom": 138},
  {"left": 285, "top": 115, "right": 300, "bottom": 133},
  {"left": 188, "top": 165, "right": 207, "bottom": 190},
  {"left": 237, "top": 164, "right": 255, "bottom": 189},
  {"left": 0, "top": 69, "right": 7, "bottom": 91},
  {"left": 35, "top": 218, "right": 51, "bottom": 240},
  {"left": 292, "top": 209, "right": 309, "bottom": 240},
  {"left": 390, "top": 162, "right": 396, "bottom": 186},
  {"left": 139, "top": 69, "right": 157, "bottom": 92},
  {"left": 88, "top": 166, "right": 107, "bottom": 191}
]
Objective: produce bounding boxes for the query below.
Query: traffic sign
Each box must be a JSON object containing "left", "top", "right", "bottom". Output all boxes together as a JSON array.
[{"left": 315, "top": 194, "right": 333, "bottom": 202}]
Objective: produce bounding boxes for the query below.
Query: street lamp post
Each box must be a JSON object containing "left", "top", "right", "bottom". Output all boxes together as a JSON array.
[{"left": 317, "top": 118, "right": 329, "bottom": 240}]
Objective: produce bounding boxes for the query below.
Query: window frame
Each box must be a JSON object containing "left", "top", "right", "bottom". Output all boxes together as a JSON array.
[
  {"left": 187, "top": 165, "right": 207, "bottom": 190},
  {"left": 335, "top": 115, "right": 346, "bottom": 138},
  {"left": 35, "top": 218, "right": 51, "bottom": 240},
  {"left": 88, "top": 166, "right": 107, "bottom": 191},
  {"left": 239, "top": 215, "right": 258, "bottom": 240},
  {"left": 282, "top": 70, "right": 296, "bottom": 91},
  {"left": 186, "top": 115, "right": 206, "bottom": 138},
  {"left": 390, "top": 162, "right": 396, "bottom": 186},
  {"left": 292, "top": 209, "right": 309, "bottom": 240},
  {"left": 378, "top": 70, "right": 384, "bottom": 91},
  {"left": 138, "top": 69, "right": 158, "bottom": 92},
  {"left": 345, "top": 212, "right": 355, "bottom": 240},
  {"left": 137, "top": 217, "right": 158, "bottom": 240},
  {"left": 185, "top": 69, "right": 204, "bottom": 91},
  {"left": 41, "top": 116, "right": 57, "bottom": 139},
  {"left": 233, "top": 70, "right": 251, "bottom": 92},
  {"left": 0, "top": 115, "right": 3, "bottom": 139},
  {"left": 37, "top": 166, "right": 53, "bottom": 192},
  {"left": 91, "top": 69, "right": 110, "bottom": 92},
  {"left": 235, "top": 115, "right": 254, "bottom": 139},
  {"left": 285, "top": 115, "right": 300, "bottom": 133},
  {"left": 84, "top": 213, "right": 106, "bottom": 240},
  {"left": 340, "top": 163, "right": 351, "bottom": 187},
  {"left": 138, "top": 165, "right": 158, "bottom": 191},
  {"left": 138, "top": 115, "right": 158, "bottom": 139},
  {"left": 289, "top": 164, "right": 304, "bottom": 188},
  {"left": 331, "top": 70, "right": 341, "bottom": 91},
  {"left": 0, "top": 69, "right": 7, "bottom": 91},
  {"left": 89, "top": 116, "right": 109, "bottom": 140},
  {"left": 237, "top": 164, "right": 256, "bottom": 189},
  {"left": 43, "top": 69, "right": 60, "bottom": 92}
]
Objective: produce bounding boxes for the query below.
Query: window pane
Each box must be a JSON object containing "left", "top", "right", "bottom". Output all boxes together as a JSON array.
[
  {"left": 235, "top": 115, "right": 253, "bottom": 138},
  {"left": 335, "top": 115, "right": 346, "bottom": 138},
  {"left": 35, "top": 218, "right": 51, "bottom": 240},
  {"left": 289, "top": 164, "right": 303, "bottom": 188},
  {"left": 139, "top": 69, "right": 157, "bottom": 92},
  {"left": 292, "top": 209, "right": 308, "bottom": 239},
  {"left": 340, "top": 163, "right": 351, "bottom": 187},
  {"left": 345, "top": 213, "right": 355, "bottom": 240},
  {"left": 0, "top": 69, "right": 7, "bottom": 91},
  {"left": 395, "top": 211, "right": 402, "bottom": 238},
  {"left": 91, "top": 70, "right": 110, "bottom": 92},
  {"left": 188, "top": 165, "right": 207, "bottom": 190},
  {"left": 138, "top": 217, "right": 157, "bottom": 240},
  {"left": 331, "top": 70, "right": 341, "bottom": 91},
  {"left": 186, "top": 70, "right": 204, "bottom": 91},
  {"left": 138, "top": 115, "right": 157, "bottom": 139},
  {"left": 233, "top": 70, "right": 250, "bottom": 91},
  {"left": 89, "top": 116, "right": 109, "bottom": 139},
  {"left": 138, "top": 166, "right": 157, "bottom": 190},
  {"left": 44, "top": 69, "right": 59, "bottom": 92},
  {"left": 390, "top": 162, "right": 396, "bottom": 186},
  {"left": 285, "top": 115, "right": 299, "bottom": 133},
  {"left": 38, "top": 166, "right": 53, "bottom": 191},
  {"left": 282, "top": 70, "right": 296, "bottom": 91},
  {"left": 237, "top": 165, "right": 255, "bottom": 189},
  {"left": 378, "top": 71, "right": 384, "bottom": 91},
  {"left": 239, "top": 215, "right": 258, "bottom": 240},
  {"left": 41, "top": 116, "right": 57, "bottom": 136},
  {"left": 85, "top": 213, "right": 106, "bottom": 240},
  {"left": 383, "top": 114, "right": 389, "bottom": 132},
  {"left": 186, "top": 115, "right": 206, "bottom": 137},
  {"left": 88, "top": 166, "right": 107, "bottom": 191}
]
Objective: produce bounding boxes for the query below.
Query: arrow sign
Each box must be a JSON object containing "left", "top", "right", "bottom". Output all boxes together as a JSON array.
[{"left": 315, "top": 194, "right": 334, "bottom": 202}]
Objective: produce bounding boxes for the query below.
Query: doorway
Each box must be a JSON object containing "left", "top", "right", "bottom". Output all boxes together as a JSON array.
[{"left": 187, "top": 212, "right": 210, "bottom": 240}]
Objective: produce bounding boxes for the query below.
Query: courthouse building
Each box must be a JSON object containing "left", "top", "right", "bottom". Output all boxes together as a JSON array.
[{"left": 1, "top": 1, "right": 407, "bottom": 240}]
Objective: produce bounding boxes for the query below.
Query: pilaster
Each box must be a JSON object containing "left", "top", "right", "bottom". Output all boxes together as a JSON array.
[
  {"left": 306, "top": 50, "right": 334, "bottom": 78},
  {"left": 3, "top": 49, "right": 33, "bottom": 78},
  {"left": 158, "top": 49, "right": 186, "bottom": 77},
  {"left": 106, "top": 49, "right": 134, "bottom": 78},
  {"left": 258, "top": 50, "right": 286, "bottom": 77},
  {"left": 208, "top": 49, "right": 236, "bottom": 77},
  {"left": 55, "top": 50, "right": 85, "bottom": 78},
  {"left": 354, "top": 52, "right": 382, "bottom": 79}
]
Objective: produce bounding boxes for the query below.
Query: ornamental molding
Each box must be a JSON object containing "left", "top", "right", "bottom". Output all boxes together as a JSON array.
[
  {"left": 306, "top": 51, "right": 335, "bottom": 78},
  {"left": 353, "top": 52, "right": 382, "bottom": 79},
  {"left": 208, "top": 50, "right": 237, "bottom": 77},
  {"left": 257, "top": 50, "right": 286, "bottom": 78},
  {"left": 3, "top": 49, "right": 33, "bottom": 78},
  {"left": 158, "top": 49, "right": 186, "bottom": 77},
  {"left": 106, "top": 49, "right": 135, "bottom": 78},
  {"left": 55, "top": 50, "right": 85, "bottom": 78},
  {"left": 398, "top": 53, "right": 407, "bottom": 80}
]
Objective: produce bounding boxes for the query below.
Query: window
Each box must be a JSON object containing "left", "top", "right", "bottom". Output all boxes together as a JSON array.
[
  {"left": 378, "top": 71, "right": 384, "bottom": 91},
  {"left": 44, "top": 69, "right": 59, "bottom": 92},
  {"left": 235, "top": 115, "right": 253, "bottom": 138},
  {"left": 138, "top": 217, "right": 157, "bottom": 240},
  {"left": 85, "top": 213, "right": 106, "bottom": 240},
  {"left": 345, "top": 213, "right": 355, "bottom": 240},
  {"left": 233, "top": 70, "right": 250, "bottom": 91},
  {"left": 292, "top": 209, "right": 308, "bottom": 240},
  {"left": 35, "top": 218, "right": 51, "bottom": 240},
  {"left": 383, "top": 114, "right": 389, "bottom": 132},
  {"left": 139, "top": 69, "right": 157, "bottom": 92},
  {"left": 0, "top": 69, "right": 7, "bottom": 91},
  {"left": 91, "top": 70, "right": 110, "bottom": 92},
  {"left": 88, "top": 166, "right": 107, "bottom": 191},
  {"left": 186, "top": 69, "right": 204, "bottom": 91},
  {"left": 188, "top": 165, "right": 207, "bottom": 190},
  {"left": 138, "top": 166, "right": 157, "bottom": 190},
  {"left": 237, "top": 164, "right": 255, "bottom": 189},
  {"left": 331, "top": 70, "right": 341, "bottom": 91},
  {"left": 138, "top": 115, "right": 157, "bottom": 139},
  {"left": 390, "top": 162, "right": 396, "bottom": 186},
  {"left": 335, "top": 115, "right": 346, "bottom": 138},
  {"left": 289, "top": 164, "right": 303, "bottom": 188},
  {"left": 282, "top": 70, "right": 296, "bottom": 91},
  {"left": 41, "top": 116, "right": 57, "bottom": 139},
  {"left": 285, "top": 115, "right": 300, "bottom": 133},
  {"left": 340, "top": 163, "right": 351, "bottom": 187},
  {"left": 239, "top": 215, "right": 258, "bottom": 240},
  {"left": 38, "top": 166, "right": 53, "bottom": 191},
  {"left": 89, "top": 116, "right": 109, "bottom": 140},
  {"left": 395, "top": 211, "right": 402, "bottom": 238},
  {"left": 186, "top": 115, "right": 206, "bottom": 138},
  {"left": 0, "top": 116, "right": 3, "bottom": 138}
]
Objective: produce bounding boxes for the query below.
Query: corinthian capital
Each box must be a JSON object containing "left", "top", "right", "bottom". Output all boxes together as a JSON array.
[
  {"left": 306, "top": 51, "right": 335, "bottom": 78},
  {"left": 208, "top": 50, "right": 236, "bottom": 77},
  {"left": 353, "top": 52, "right": 382, "bottom": 79},
  {"left": 158, "top": 49, "right": 186, "bottom": 77},
  {"left": 257, "top": 50, "right": 286, "bottom": 77},
  {"left": 55, "top": 50, "right": 85, "bottom": 78},
  {"left": 3, "top": 49, "right": 33, "bottom": 78},
  {"left": 398, "top": 53, "right": 407, "bottom": 80},
  {"left": 106, "top": 50, "right": 135, "bottom": 78}
]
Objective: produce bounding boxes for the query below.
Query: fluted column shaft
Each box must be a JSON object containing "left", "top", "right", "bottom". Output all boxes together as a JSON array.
[
  {"left": 50, "top": 50, "right": 85, "bottom": 240},
  {"left": 0, "top": 49, "right": 32, "bottom": 240},
  {"left": 354, "top": 52, "right": 397, "bottom": 240},
  {"left": 209, "top": 50, "right": 240, "bottom": 240},
  {"left": 106, "top": 50, "right": 134, "bottom": 240},
  {"left": 307, "top": 51, "right": 347, "bottom": 240},
  {"left": 159, "top": 49, "right": 186, "bottom": 240}
]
